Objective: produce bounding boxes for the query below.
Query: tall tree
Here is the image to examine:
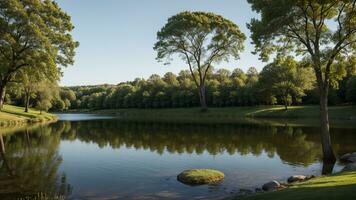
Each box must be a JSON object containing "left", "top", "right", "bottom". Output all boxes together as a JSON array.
[
  {"left": 0, "top": 0, "right": 78, "bottom": 110},
  {"left": 247, "top": 0, "right": 356, "bottom": 162},
  {"left": 17, "top": 73, "right": 38, "bottom": 113},
  {"left": 154, "top": 11, "right": 245, "bottom": 110},
  {"left": 12, "top": 66, "right": 53, "bottom": 112}
]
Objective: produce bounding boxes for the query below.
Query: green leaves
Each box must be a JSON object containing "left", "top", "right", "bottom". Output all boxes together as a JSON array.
[
  {"left": 247, "top": 0, "right": 356, "bottom": 89},
  {"left": 154, "top": 11, "right": 245, "bottom": 108},
  {"left": 154, "top": 11, "right": 245, "bottom": 69},
  {"left": 0, "top": 0, "right": 78, "bottom": 84},
  {"left": 258, "top": 56, "right": 315, "bottom": 106}
]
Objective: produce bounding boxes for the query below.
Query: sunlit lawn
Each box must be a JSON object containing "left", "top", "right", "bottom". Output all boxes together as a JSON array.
[
  {"left": 0, "top": 105, "right": 56, "bottom": 127},
  {"left": 92, "top": 105, "right": 356, "bottom": 126},
  {"left": 239, "top": 172, "right": 356, "bottom": 200}
]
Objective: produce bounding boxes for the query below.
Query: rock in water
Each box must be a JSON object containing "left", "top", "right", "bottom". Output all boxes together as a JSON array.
[
  {"left": 262, "top": 180, "right": 281, "bottom": 191},
  {"left": 287, "top": 175, "right": 307, "bottom": 183},
  {"left": 238, "top": 189, "right": 253, "bottom": 196},
  {"left": 255, "top": 188, "right": 263, "bottom": 193},
  {"left": 177, "top": 169, "right": 224, "bottom": 185}
]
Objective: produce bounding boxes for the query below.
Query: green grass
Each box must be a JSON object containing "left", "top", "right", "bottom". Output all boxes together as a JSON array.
[
  {"left": 92, "top": 105, "right": 356, "bottom": 126},
  {"left": 238, "top": 172, "right": 356, "bottom": 200},
  {"left": 177, "top": 169, "right": 225, "bottom": 185},
  {"left": 0, "top": 104, "right": 57, "bottom": 129}
]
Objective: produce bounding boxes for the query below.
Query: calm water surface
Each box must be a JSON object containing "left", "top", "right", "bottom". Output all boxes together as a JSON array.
[{"left": 0, "top": 114, "right": 355, "bottom": 200}]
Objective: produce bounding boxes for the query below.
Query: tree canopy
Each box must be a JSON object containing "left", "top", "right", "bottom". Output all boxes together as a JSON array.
[
  {"left": 0, "top": 0, "right": 78, "bottom": 109},
  {"left": 7, "top": 65, "right": 355, "bottom": 112},
  {"left": 247, "top": 0, "right": 356, "bottom": 162},
  {"left": 258, "top": 56, "right": 315, "bottom": 109},
  {"left": 154, "top": 11, "right": 246, "bottom": 110}
]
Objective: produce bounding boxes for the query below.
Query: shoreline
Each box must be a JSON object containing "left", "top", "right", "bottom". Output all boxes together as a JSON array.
[
  {"left": 82, "top": 105, "right": 356, "bottom": 120},
  {"left": 0, "top": 105, "right": 58, "bottom": 132},
  {"left": 59, "top": 105, "right": 356, "bottom": 128}
]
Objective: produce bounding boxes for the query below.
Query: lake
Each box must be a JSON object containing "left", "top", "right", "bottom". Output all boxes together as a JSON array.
[{"left": 0, "top": 114, "right": 355, "bottom": 200}]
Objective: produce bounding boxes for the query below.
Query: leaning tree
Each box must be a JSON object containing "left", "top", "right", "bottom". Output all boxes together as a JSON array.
[
  {"left": 154, "top": 11, "right": 245, "bottom": 110},
  {"left": 0, "top": 0, "right": 78, "bottom": 110},
  {"left": 247, "top": 0, "right": 356, "bottom": 162}
]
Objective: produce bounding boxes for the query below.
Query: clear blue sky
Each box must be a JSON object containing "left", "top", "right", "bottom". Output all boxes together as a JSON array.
[{"left": 57, "top": 0, "right": 263, "bottom": 86}]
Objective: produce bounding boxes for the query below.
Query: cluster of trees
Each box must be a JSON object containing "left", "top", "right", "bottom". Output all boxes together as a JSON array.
[
  {"left": 1, "top": 1, "right": 355, "bottom": 163},
  {"left": 0, "top": 0, "right": 78, "bottom": 112},
  {"left": 151, "top": 6, "right": 355, "bottom": 162},
  {"left": 246, "top": 0, "right": 356, "bottom": 162},
  {"left": 64, "top": 67, "right": 259, "bottom": 110},
  {"left": 6, "top": 81, "right": 76, "bottom": 113},
  {"left": 37, "top": 59, "right": 353, "bottom": 111}
]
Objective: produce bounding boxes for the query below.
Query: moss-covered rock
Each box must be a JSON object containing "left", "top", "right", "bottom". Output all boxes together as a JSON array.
[{"left": 177, "top": 169, "right": 225, "bottom": 185}]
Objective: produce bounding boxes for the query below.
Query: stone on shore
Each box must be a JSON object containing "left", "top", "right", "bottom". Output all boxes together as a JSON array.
[
  {"left": 342, "top": 163, "right": 356, "bottom": 172},
  {"left": 287, "top": 175, "right": 307, "bottom": 183},
  {"left": 262, "top": 180, "right": 281, "bottom": 191},
  {"left": 340, "top": 152, "right": 356, "bottom": 163}
]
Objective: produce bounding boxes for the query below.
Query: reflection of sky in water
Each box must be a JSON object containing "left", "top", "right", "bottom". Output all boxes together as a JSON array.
[
  {"left": 56, "top": 113, "right": 114, "bottom": 121},
  {"left": 58, "top": 139, "right": 343, "bottom": 200}
]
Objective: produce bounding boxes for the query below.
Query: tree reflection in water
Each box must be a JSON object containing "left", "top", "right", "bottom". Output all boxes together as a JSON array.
[
  {"left": 56, "top": 120, "right": 350, "bottom": 167},
  {"left": 1, "top": 119, "right": 353, "bottom": 198},
  {"left": 0, "top": 126, "right": 71, "bottom": 200}
]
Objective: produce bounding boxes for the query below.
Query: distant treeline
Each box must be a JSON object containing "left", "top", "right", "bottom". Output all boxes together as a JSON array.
[
  {"left": 4, "top": 65, "right": 356, "bottom": 111},
  {"left": 47, "top": 67, "right": 356, "bottom": 111}
]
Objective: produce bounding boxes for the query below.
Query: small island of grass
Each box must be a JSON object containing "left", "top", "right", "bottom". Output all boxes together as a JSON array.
[{"left": 177, "top": 169, "right": 225, "bottom": 185}]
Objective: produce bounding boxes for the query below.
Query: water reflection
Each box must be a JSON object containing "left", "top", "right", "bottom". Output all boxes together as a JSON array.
[
  {"left": 0, "top": 127, "right": 71, "bottom": 200},
  {"left": 0, "top": 118, "right": 354, "bottom": 199},
  {"left": 57, "top": 120, "right": 325, "bottom": 166}
]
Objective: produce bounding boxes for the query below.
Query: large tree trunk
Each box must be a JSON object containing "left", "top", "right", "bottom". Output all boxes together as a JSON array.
[
  {"left": 198, "top": 84, "right": 207, "bottom": 111},
  {"left": 319, "top": 89, "right": 336, "bottom": 162},
  {"left": 284, "top": 95, "right": 288, "bottom": 110},
  {"left": 24, "top": 94, "right": 30, "bottom": 113},
  {"left": 0, "top": 133, "right": 5, "bottom": 154},
  {"left": 322, "top": 159, "right": 335, "bottom": 175},
  {"left": 0, "top": 84, "right": 5, "bottom": 111}
]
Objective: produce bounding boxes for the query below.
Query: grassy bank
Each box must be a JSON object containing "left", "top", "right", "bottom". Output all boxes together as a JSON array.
[
  {"left": 238, "top": 172, "right": 356, "bottom": 200},
  {"left": 0, "top": 105, "right": 57, "bottom": 129},
  {"left": 91, "top": 106, "right": 356, "bottom": 126}
]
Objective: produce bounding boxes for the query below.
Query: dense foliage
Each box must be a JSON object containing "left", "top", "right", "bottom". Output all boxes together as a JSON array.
[
  {"left": 0, "top": 0, "right": 78, "bottom": 110},
  {"left": 154, "top": 11, "right": 245, "bottom": 110},
  {"left": 6, "top": 66, "right": 352, "bottom": 111},
  {"left": 247, "top": 0, "right": 356, "bottom": 162}
]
